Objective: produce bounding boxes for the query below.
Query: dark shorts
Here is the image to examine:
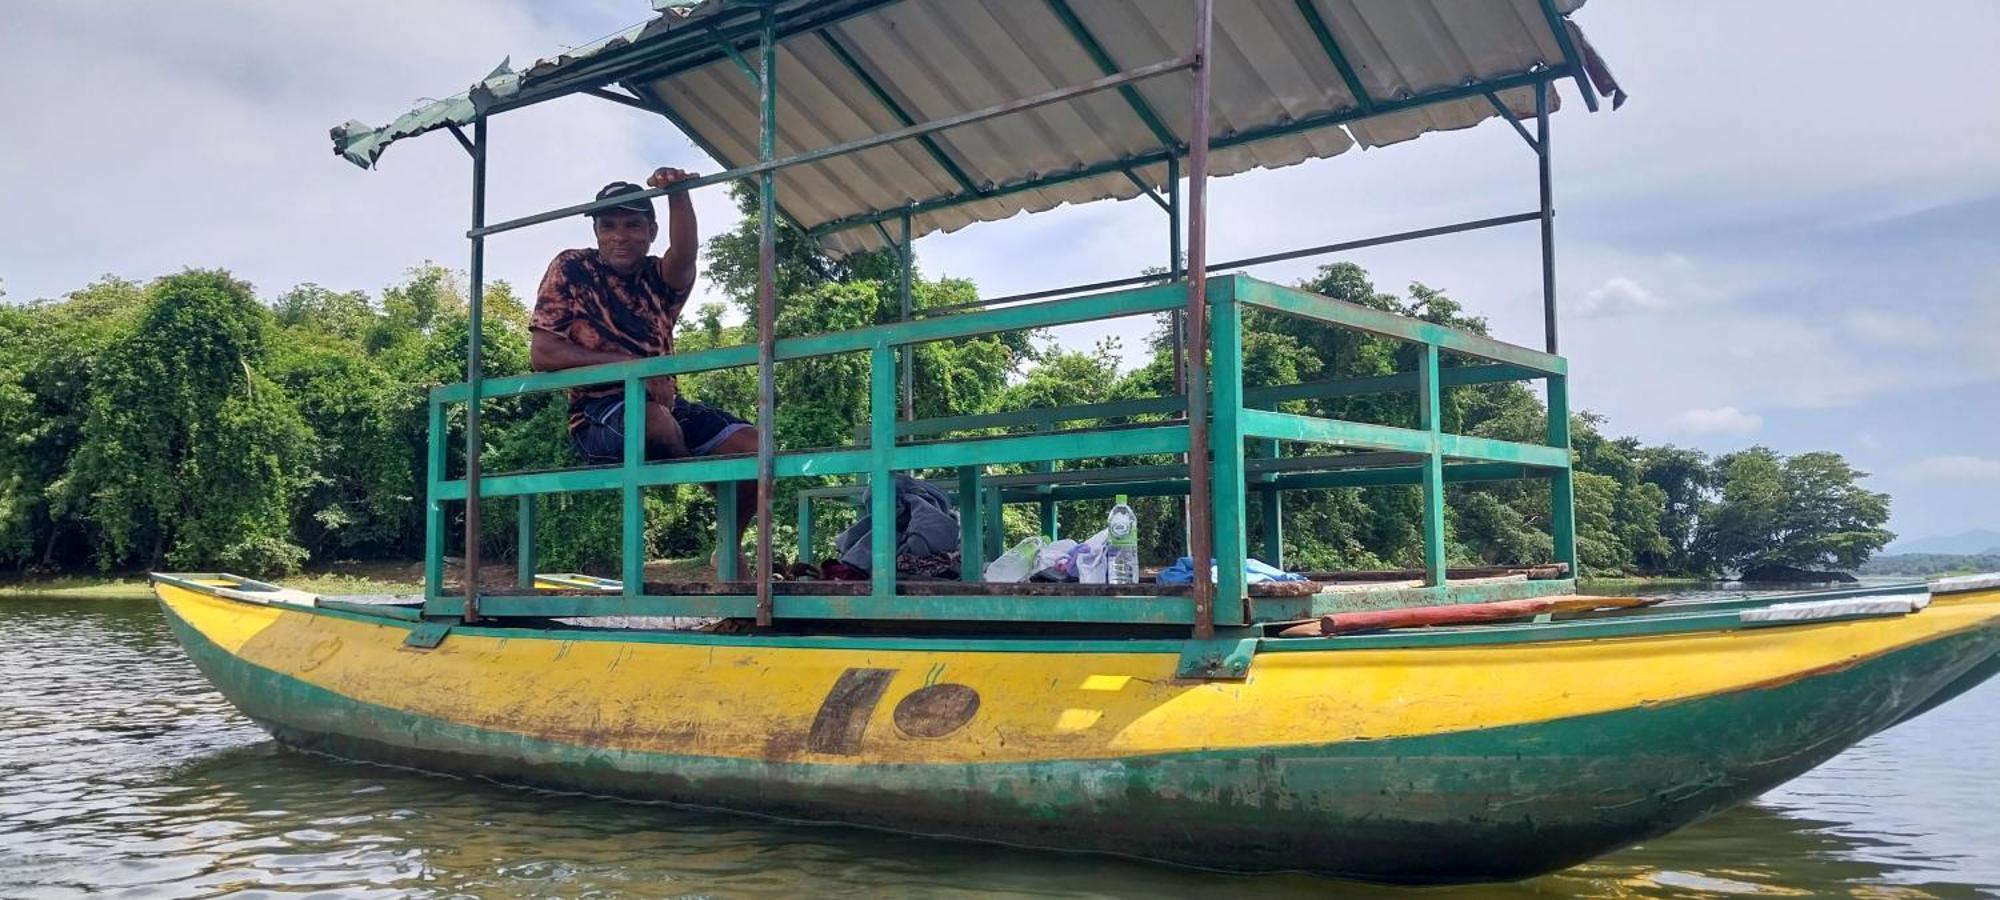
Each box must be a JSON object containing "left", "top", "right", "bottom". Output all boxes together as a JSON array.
[{"left": 571, "top": 395, "right": 751, "bottom": 464}]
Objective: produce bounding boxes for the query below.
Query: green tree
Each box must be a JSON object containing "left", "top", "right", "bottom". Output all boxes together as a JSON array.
[
  {"left": 1696, "top": 447, "right": 1893, "bottom": 574},
  {"left": 58, "top": 270, "right": 312, "bottom": 573}
]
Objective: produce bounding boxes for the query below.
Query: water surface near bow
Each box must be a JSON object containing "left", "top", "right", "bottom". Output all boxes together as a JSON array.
[{"left": 2, "top": 589, "right": 1994, "bottom": 898}]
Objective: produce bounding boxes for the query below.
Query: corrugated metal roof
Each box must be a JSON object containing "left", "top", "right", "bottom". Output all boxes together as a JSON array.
[{"left": 333, "top": 0, "right": 1612, "bottom": 253}]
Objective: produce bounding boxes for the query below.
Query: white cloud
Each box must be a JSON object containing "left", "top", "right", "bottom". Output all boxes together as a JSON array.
[
  {"left": 1578, "top": 276, "right": 1667, "bottom": 317},
  {"left": 0, "top": 2, "right": 737, "bottom": 311},
  {"left": 1840, "top": 310, "right": 1943, "bottom": 348},
  {"left": 1668, "top": 406, "right": 1764, "bottom": 435},
  {"left": 1912, "top": 456, "right": 2000, "bottom": 480}
]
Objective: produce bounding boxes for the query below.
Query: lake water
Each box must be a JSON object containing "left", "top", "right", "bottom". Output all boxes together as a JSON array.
[{"left": 2, "top": 590, "right": 1995, "bottom": 898}]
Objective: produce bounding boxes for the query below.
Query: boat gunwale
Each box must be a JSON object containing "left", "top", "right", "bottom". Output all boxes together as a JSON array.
[{"left": 151, "top": 572, "right": 1987, "bottom": 657}]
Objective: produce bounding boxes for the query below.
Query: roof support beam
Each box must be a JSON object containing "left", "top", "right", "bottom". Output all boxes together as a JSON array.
[
  {"left": 581, "top": 85, "right": 657, "bottom": 113},
  {"left": 1046, "top": 0, "right": 1181, "bottom": 153},
  {"left": 1121, "top": 168, "right": 1168, "bottom": 212},
  {"left": 473, "top": 51, "right": 1199, "bottom": 238},
  {"left": 707, "top": 24, "right": 762, "bottom": 87},
  {"left": 808, "top": 67, "right": 1571, "bottom": 238},
  {"left": 1535, "top": 0, "right": 1600, "bottom": 113},
  {"left": 1483, "top": 91, "right": 1539, "bottom": 151},
  {"left": 816, "top": 29, "right": 982, "bottom": 197},
  {"left": 1292, "top": 0, "right": 1374, "bottom": 114},
  {"left": 445, "top": 123, "right": 476, "bottom": 158}
]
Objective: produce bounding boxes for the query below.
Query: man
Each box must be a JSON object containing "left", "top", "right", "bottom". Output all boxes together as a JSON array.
[{"left": 529, "top": 168, "right": 757, "bottom": 574}]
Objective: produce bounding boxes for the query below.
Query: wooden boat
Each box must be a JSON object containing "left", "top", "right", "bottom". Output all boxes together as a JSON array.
[
  {"left": 154, "top": 0, "right": 2000, "bottom": 884},
  {"left": 154, "top": 573, "right": 2000, "bottom": 883}
]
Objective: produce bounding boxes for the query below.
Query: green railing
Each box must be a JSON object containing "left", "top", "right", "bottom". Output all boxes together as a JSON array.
[{"left": 423, "top": 273, "right": 1576, "bottom": 627}]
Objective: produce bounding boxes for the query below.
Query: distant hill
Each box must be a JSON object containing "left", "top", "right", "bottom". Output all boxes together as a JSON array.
[
  {"left": 1859, "top": 552, "right": 2000, "bottom": 577},
  {"left": 1885, "top": 528, "right": 2000, "bottom": 556}
]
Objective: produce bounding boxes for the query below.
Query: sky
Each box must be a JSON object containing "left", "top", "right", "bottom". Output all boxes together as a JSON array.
[{"left": 2, "top": 1, "right": 1996, "bottom": 546}]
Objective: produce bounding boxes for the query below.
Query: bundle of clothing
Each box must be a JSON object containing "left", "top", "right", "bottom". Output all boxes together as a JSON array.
[{"left": 830, "top": 474, "right": 961, "bottom": 580}]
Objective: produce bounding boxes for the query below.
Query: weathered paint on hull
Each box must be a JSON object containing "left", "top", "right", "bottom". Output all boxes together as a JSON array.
[{"left": 154, "top": 584, "right": 2000, "bottom": 883}]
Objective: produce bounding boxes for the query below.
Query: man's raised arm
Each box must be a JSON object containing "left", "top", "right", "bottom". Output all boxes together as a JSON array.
[{"left": 648, "top": 167, "right": 699, "bottom": 295}]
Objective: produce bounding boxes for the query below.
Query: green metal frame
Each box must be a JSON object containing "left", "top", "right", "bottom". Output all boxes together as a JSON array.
[{"left": 426, "top": 273, "right": 1575, "bottom": 624}]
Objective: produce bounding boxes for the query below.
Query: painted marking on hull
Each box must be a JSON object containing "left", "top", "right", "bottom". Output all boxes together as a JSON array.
[
  {"left": 893, "top": 684, "right": 980, "bottom": 738},
  {"left": 807, "top": 667, "right": 896, "bottom": 754}
]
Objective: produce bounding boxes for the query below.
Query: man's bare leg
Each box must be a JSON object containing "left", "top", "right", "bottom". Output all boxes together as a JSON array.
[
  {"left": 641, "top": 401, "right": 691, "bottom": 459},
  {"left": 704, "top": 428, "right": 759, "bottom": 577}
]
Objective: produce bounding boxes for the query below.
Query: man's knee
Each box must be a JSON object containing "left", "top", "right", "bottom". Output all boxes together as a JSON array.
[{"left": 716, "top": 426, "right": 758, "bottom": 455}]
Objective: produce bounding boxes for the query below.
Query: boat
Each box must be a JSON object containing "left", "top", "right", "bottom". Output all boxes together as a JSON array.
[
  {"left": 154, "top": 573, "right": 2000, "bottom": 882},
  {"left": 154, "top": 0, "right": 2000, "bottom": 884}
]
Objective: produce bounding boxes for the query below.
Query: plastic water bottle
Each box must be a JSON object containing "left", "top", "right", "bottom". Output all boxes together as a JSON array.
[{"left": 1107, "top": 494, "right": 1139, "bottom": 585}]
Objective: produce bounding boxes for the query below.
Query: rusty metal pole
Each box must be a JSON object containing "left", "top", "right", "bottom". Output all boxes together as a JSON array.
[
  {"left": 1184, "top": 0, "right": 1216, "bottom": 639},
  {"left": 462, "top": 115, "right": 487, "bottom": 622},
  {"left": 753, "top": 8, "right": 779, "bottom": 626}
]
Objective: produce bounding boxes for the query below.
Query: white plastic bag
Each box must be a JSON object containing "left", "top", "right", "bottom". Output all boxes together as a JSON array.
[
  {"left": 983, "top": 536, "right": 1047, "bottom": 583},
  {"left": 1069, "top": 529, "right": 1111, "bottom": 584},
  {"left": 1032, "top": 539, "right": 1079, "bottom": 580}
]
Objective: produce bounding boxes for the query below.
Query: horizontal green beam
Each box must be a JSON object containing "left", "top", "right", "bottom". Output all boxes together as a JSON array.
[
  {"left": 893, "top": 425, "right": 1187, "bottom": 470},
  {"left": 436, "top": 447, "right": 873, "bottom": 499},
  {"left": 1250, "top": 363, "right": 1545, "bottom": 407},
  {"left": 1437, "top": 433, "right": 1570, "bottom": 468},
  {"left": 1239, "top": 409, "right": 1436, "bottom": 455},
  {"left": 435, "top": 344, "right": 758, "bottom": 402},
  {"left": 434, "top": 282, "right": 1191, "bottom": 403},
  {"left": 893, "top": 363, "right": 1543, "bottom": 440},
  {"left": 442, "top": 593, "right": 1197, "bottom": 624},
  {"left": 997, "top": 462, "right": 1541, "bottom": 503},
  {"left": 437, "top": 426, "right": 1188, "bottom": 500},
  {"left": 1231, "top": 277, "right": 1565, "bottom": 375},
  {"left": 899, "top": 395, "right": 1182, "bottom": 438}
]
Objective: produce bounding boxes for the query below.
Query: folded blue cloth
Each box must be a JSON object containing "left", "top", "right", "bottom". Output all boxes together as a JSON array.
[{"left": 1156, "top": 557, "right": 1306, "bottom": 585}]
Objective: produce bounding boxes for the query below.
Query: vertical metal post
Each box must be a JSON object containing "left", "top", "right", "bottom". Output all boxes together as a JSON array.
[
  {"left": 622, "top": 375, "right": 645, "bottom": 594},
  {"left": 1036, "top": 422, "right": 1057, "bottom": 540},
  {"left": 462, "top": 116, "right": 487, "bottom": 622},
  {"left": 958, "top": 466, "right": 984, "bottom": 582},
  {"left": 1209, "top": 279, "right": 1248, "bottom": 614},
  {"left": 1548, "top": 374, "right": 1578, "bottom": 575},
  {"left": 898, "top": 212, "right": 915, "bottom": 421},
  {"left": 753, "top": 8, "right": 779, "bottom": 625},
  {"left": 1184, "top": 0, "right": 1216, "bottom": 639},
  {"left": 1167, "top": 155, "right": 1185, "bottom": 396},
  {"left": 1418, "top": 343, "right": 1447, "bottom": 587},
  {"left": 869, "top": 343, "right": 898, "bottom": 598},
  {"left": 796, "top": 494, "right": 815, "bottom": 569},
  {"left": 423, "top": 399, "right": 446, "bottom": 605},
  {"left": 717, "top": 482, "right": 740, "bottom": 581},
  {"left": 984, "top": 484, "right": 1005, "bottom": 561},
  {"left": 1259, "top": 438, "right": 1282, "bottom": 566},
  {"left": 1537, "top": 80, "right": 1557, "bottom": 355},
  {"left": 1168, "top": 154, "right": 1190, "bottom": 561},
  {"left": 515, "top": 496, "right": 536, "bottom": 590}
]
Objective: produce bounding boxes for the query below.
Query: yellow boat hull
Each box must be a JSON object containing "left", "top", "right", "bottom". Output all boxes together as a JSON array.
[{"left": 153, "top": 579, "right": 2000, "bottom": 882}]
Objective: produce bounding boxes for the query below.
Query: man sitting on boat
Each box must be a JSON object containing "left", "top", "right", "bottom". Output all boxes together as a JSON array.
[{"left": 528, "top": 168, "right": 758, "bottom": 572}]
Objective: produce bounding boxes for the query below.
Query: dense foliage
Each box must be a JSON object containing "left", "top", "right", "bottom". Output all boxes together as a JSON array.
[{"left": 0, "top": 206, "right": 1893, "bottom": 578}]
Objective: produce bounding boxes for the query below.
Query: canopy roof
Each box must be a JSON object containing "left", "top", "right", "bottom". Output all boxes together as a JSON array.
[{"left": 333, "top": 0, "right": 1621, "bottom": 253}]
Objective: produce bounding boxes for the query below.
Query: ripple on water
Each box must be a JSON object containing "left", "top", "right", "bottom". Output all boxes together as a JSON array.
[{"left": 1, "top": 592, "right": 1995, "bottom": 898}]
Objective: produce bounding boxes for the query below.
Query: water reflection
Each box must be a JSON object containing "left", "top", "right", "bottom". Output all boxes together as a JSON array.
[{"left": 1, "top": 594, "right": 1993, "bottom": 898}]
